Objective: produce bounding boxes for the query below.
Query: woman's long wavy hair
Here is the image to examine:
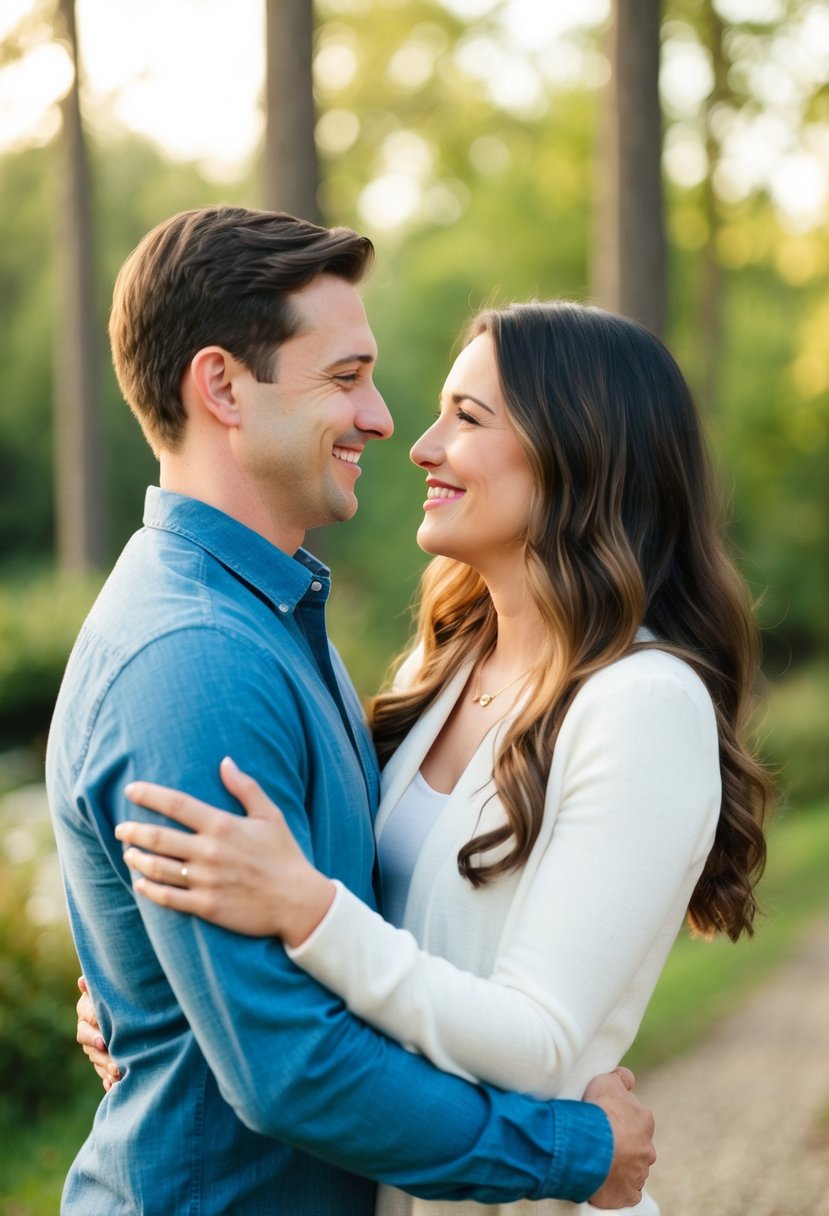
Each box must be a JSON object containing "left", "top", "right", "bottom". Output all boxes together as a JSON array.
[{"left": 370, "top": 301, "right": 771, "bottom": 941}]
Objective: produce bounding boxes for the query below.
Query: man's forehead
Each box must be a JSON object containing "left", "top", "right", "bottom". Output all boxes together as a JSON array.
[{"left": 287, "top": 276, "right": 377, "bottom": 360}]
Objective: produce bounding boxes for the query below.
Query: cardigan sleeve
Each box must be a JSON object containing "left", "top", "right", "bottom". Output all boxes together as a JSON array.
[{"left": 287, "top": 653, "right": 721, "bottom": 1098}]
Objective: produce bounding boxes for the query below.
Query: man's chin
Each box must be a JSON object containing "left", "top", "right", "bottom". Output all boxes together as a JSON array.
[
  {"left": 310, "top": 495, "right": 358, "bottom": 530},
  {"left": 334, "top": 493, "right": 359, "bottom": 523}
]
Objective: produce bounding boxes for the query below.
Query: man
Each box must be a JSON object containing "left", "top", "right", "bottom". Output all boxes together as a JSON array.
[{"left": 49, "top": 206, "right": 654, "bottom": 1214}]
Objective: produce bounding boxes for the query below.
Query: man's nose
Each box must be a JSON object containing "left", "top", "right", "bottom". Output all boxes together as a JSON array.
[{"left": 358, "top": 384, "right": 394, "bottom": 440}]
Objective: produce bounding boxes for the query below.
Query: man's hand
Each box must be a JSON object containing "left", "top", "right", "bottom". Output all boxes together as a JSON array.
[
  {"left": 76, "top": 976, "right": 121, "bottom": 1091},
  {"left": 584, "top": 1067, "right": 655, "bottom": 1209}
]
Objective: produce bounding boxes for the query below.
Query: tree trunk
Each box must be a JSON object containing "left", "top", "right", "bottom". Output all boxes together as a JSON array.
[
  {"left": 264, "top": 0, "right": 321, "bottom": 222},
  {"left": 698, "top": 2, "right": 727, "bottom": 414},
  {"left": 592, "top": 0, "right": 666, "bottom": 337},
  {"left": 53, "top": 0, "right": 106, "bottom": 570}
]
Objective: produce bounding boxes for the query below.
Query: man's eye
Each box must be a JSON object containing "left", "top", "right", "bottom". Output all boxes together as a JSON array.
[{"left": 335, "top": 372, "right": 359, "bottom": 384}]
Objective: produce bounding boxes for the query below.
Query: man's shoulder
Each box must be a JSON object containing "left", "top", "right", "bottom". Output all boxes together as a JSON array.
[
  {"left": 49, "top": 532, "right": 307, "bottom": 789},
  {"left": 90, "top": 526, "right": 287, "bottom": 658},
  {"left": 56, "top": 529, "right": 301, "bottom": 737}
]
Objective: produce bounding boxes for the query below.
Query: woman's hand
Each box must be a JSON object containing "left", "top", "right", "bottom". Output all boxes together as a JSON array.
[
  {"left": 76, "top": 976, "right": 121, "bottom": 1091},
  {"left": 116, "top": 757, "right": 336, "bottom": 947}
]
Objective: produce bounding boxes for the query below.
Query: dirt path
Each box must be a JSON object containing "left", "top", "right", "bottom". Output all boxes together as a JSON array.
[{"left": 638, "top": 916, "right": 829, "bottom": 1216}]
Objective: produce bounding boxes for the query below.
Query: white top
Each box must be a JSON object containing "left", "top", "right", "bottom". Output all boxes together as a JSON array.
[
  {"left": 378, "top": 771, "right": 449, "bottom": 928},
  {"left": 289, "top": 647, "right": 721, "bottom": 1216}
]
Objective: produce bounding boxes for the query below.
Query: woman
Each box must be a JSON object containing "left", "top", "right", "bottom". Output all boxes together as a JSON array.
[{"left": 82, "top": 302, "right": 770, "bottom": 1214}]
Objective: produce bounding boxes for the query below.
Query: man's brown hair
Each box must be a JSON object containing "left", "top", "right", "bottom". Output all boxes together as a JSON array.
[{"left": 109, "top": 206, "right": 374, "bottom": 452}]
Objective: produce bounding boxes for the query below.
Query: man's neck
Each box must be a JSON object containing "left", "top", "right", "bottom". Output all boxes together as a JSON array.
[{"left": 158, "top": 460, "right": 304, "bottom": 555}]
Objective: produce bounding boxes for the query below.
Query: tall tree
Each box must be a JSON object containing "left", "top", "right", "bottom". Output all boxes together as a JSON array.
[
  {"left": 592, "top": 0, "right": 666, "bottom": 336},
  {"left": 697, "top": 3, "right": 728, "bottom": 413},
  {"left": 53, "top": 0, "right": 106, "bottom": 569},
  {"left": 264, "top": 0, "right": 321, "bottom": 222}
]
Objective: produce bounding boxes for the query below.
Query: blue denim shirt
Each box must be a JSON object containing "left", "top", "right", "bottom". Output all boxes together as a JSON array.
[{"left": 46, "top": 488, "right": 612, "bottom": 1215}]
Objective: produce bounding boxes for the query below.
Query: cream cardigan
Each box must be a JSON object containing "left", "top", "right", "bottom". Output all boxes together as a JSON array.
[{"left": 290, "top": 648, "right": 721, "bottom": 1216}]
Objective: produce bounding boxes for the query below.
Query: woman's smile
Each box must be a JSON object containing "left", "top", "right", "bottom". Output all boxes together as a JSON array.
[{"left": 423, "top": 478, "right": 466, "bottom": 509}]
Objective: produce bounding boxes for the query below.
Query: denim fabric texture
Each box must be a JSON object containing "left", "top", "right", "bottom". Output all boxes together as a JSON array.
[{"left": 46, "top": 488, "right": 612, "bottom": 1215}]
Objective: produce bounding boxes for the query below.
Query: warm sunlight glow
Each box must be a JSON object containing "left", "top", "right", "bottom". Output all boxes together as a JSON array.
[
  {"left": 0, "top": 42, "right": 71, "bottom": 150},
  {"left": 76, "top": 0, "right": 265, "bottom": 177},
  {"left": 0, "top": 0, "right": 825, "bottom": 227}
]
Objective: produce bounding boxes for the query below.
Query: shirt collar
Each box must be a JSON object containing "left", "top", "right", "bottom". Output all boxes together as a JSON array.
[{"left": 142, "top": 487, "right": 330, "bottom": 612}]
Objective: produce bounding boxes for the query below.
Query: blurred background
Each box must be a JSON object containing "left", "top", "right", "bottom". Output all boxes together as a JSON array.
[{"left": 0, "top": 0, "right": 827, "bottom": 1211}]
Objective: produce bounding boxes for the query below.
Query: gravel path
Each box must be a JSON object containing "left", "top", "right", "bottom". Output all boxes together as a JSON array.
[{"left": 637, "top": 916, "right": 829, "bottom": 1216}]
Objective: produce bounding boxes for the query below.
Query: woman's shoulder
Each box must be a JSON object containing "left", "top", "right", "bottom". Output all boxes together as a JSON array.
[{"left": 567, "top": 643, "right": 717, "bottom": 734}]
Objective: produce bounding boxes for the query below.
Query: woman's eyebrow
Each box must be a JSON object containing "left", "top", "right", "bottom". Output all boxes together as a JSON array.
[{"left": 449, "top": 391, "right": 495, "bottom": 415}]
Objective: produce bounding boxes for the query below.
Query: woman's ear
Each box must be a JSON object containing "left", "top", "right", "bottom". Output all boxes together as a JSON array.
[{"left": 185, "top": 346, "right": 242, "bottom": 428}]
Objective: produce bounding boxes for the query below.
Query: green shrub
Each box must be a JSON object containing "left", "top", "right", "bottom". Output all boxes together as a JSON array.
[
  {"left": 0, "top": 850, "right": 85, "bottom": 1123},
  {"left": 0, "top": 569, "right": 103, "bottom": 746},
  {"left": 760, "top": 664, "right": 829, "bottom": 807}
]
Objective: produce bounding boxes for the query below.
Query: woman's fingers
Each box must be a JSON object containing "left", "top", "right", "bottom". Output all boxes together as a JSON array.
[
  {"left": 115, "top": 819, "right": 195, "bottom": 861},
  {"left": 130, "top": 875, "right": 213, "bottom": 920},
  {"left": 82, "top": 1036, "right": 121, "bottom": 1079},
  {"left": 75, "top": 987, "right": 121, "bottom": 1084},
  {"left": 123, "top": 781, "right": 228, "bottom": 831},
  {"left": 219, "top": 756, "right": 286, "bottom": 825},
  {"left": 77, "top": 1014, "right": 105, "bottom": 1054},
  {"left": 76, "top": 986, "right": 100, "bottom": 1033},
  {"left": 117, "top": 760, "right": 309, "bottom": 937},
  {"left": 122, "top": 846, "right": 193, "bottom": 887}
]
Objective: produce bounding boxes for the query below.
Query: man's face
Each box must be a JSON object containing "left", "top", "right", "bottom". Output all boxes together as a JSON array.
[{"left": 232, "top": 274, "right": 392, "bottom": 538}]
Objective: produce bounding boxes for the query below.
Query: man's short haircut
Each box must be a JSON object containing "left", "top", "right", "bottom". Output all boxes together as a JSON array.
[{"left": 109, "top": 206, "right": 375, "bottom": 452}]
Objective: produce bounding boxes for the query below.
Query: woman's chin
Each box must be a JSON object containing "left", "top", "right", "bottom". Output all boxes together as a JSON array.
[
  {"left": 415, "top": 522, "right": 453, "bottom": 559},
  {"left": 416, "top": 528, "right": 469, "bottom": 565}
]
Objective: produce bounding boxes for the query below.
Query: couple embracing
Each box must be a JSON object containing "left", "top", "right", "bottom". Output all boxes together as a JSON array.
[{"left": 48, "top": 205, "right": 768, "bottom": 1215}]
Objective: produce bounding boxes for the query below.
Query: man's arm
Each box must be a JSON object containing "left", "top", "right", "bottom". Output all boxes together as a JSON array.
[{"left": 78, "top": 629, "right": 638, "bottom": 1203}]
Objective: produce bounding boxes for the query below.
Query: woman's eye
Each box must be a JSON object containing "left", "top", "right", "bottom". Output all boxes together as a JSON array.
[
  {"left": 456, "top": 408, "right": 479, "bottom": 425},
  {"left": 335, "top": 372, "right": 359, "bottom": 384}
]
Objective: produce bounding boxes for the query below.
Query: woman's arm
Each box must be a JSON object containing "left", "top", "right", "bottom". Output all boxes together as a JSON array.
[
  {"left": 117, "top": 656, "right": 720, "bottom": 1099},
  {"left": 285, "top": 660, "right": 721, "bottom": 1095}
]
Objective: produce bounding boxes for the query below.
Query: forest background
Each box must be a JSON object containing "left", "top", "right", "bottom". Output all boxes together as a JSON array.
[{"left": 0, "top": 0, "right": 827, "bottom": 1210}]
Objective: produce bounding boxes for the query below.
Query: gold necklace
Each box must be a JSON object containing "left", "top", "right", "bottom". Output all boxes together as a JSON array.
[{"left": 471, "top": 658, "right": 530, "bottom": 708}]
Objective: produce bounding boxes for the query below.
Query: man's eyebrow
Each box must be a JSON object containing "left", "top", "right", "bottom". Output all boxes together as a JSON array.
[
  {"left": 324, "top": 353, "right": 376, "bottom": 371},
  {"left": 449, "top": 391, "right": 496, "bottom": 415}
]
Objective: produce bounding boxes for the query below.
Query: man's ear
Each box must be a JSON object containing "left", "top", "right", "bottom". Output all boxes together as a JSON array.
[{"left": 186, "top": 347, "right": 243, "bottom": 428}]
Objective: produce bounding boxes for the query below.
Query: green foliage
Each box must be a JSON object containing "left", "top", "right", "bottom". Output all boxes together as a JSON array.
[
  {"left": 0, "top": 569, "right": 102, "bottom": 745},
  {"left": 0, "top": 136, "right": 249, "bottom": 569},
  {"left": 0, "top": 1087, "right": 98, "bottom": 1216},
  {"left": 0, "top": 850, "right": 86, "bottom": 1126},
  {"left": 761, "top": 664, "right": 829, "bottom": 807},
  {"left": 0, "top": 781, "right": 98, "bottom": 1211},
  {"left": 0, "top": 0, "right": 827, "bottom": 678}
]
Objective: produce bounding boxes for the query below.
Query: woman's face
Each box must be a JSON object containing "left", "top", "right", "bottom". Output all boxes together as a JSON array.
[{"left": 410, "top": 332, "right": 535, "bottom": 574}]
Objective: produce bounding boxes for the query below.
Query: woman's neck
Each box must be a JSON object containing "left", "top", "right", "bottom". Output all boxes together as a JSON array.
[{"left": 481, "top": 577, "right": 547, "bottom": 676}]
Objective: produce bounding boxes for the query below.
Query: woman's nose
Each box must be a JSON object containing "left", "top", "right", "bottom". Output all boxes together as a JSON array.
[{"left": 410, "top": 420, "right": 443, "bottom": 468}]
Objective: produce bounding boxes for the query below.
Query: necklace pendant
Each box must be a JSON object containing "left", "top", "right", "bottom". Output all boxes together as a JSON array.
[{"left": 478, "top": 693, "right": 493, "bottom": 707}]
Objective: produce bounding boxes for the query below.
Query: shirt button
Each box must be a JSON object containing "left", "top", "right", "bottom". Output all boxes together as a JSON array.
[
  {"left": 277, "top": 603, "right": 290, "bottom": 614},
  {"left": 310, "top": 580, "right": 323, "bottom": 592}
]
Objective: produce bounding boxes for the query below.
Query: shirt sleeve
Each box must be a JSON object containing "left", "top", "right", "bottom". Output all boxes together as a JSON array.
[
  {"left": 287, "top": 655, "right": 721, "bottom": 1098},
  {"left": 80, "top": 627, "right": 613, "bottom": 1204}
]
